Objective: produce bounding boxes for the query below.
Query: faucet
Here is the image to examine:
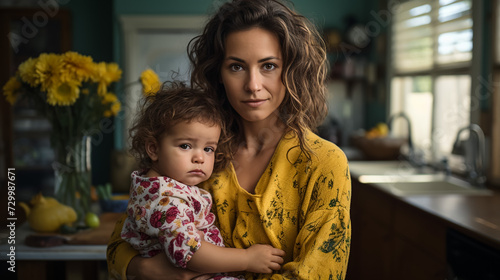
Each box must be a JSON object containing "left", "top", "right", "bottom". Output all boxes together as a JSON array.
[
  {"left": 452, "top": 124, "right": 486, "bottom": 187},
  {"left": 387, "top": 112, "right": 423, "bottom": 167}
]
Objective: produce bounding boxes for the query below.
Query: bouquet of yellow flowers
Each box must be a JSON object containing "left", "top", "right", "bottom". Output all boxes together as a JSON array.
[
  {"left": 3, "top": 51, "right": 122, "bottom": 126},
  {"left": 2, "top": 51, "right": 122, "bottom": 220},
  {"left": 139, "top": 68, "right": 161, "bottom": 97}
]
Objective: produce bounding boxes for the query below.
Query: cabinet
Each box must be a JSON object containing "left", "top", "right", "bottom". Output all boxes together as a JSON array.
[
  {"left": 0, "top": 8, "right": 71, "bottom": 200},
  {"left": 390, "top": 202, "right": 447, "bottom": 279},
  {"left": 347, "top": 180, "right": 393, "bottom": 279},
  {"left": 447, "top": 228, "right": 500, "bottom": 279},
  {"left": 347, "top": 179, "right": 447, "bottom": 280}
]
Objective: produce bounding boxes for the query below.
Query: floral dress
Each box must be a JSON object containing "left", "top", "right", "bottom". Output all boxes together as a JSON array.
[{"left": 121, "top": 171, "right": 225, "bottom": 268}]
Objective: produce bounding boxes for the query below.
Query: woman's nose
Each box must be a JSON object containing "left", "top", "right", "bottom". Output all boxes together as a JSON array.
[{"left": 245, "top": 69, "right": 262, "bottom": 93}]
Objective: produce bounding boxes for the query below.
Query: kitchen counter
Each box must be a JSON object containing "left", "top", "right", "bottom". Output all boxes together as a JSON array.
[
  {"left": 347, "top": 160, "right": 500, "bottom": 280},
  {"left": 348, "top": 161, "right": 500, "bottom": 249},
  {"left": 0, "top": 222, "right": 107, "bottom": 261},
  {"left": 401, "top": 194, "right": 500, "bottom": 249},
  {"left": 0, "top": 212, "right": 121, "bottom": 279}
]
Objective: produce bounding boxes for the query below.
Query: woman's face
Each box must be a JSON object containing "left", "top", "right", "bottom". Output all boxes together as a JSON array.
[{"left": 220, "top": 27, "right": 286, "bottom": 124}]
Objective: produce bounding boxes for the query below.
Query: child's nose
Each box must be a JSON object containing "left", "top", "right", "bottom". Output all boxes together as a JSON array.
[{"left": 192, "top": 151, "right": 204, "bottom": 163}]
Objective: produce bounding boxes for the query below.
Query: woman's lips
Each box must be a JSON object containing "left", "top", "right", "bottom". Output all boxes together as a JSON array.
[{"left": 243, "top": 99, "right": 266, "bottom": 108}]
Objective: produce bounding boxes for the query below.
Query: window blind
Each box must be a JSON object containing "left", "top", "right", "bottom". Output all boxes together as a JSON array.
[{"left": 392, "top": 0, "right": 472, "bottom": 73}]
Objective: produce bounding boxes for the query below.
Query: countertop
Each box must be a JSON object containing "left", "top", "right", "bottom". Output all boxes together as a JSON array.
[
  {"left": 0, "top": 212, "right": 121, "bottom": 261},
  {"left": 349, "top": 161, "right": 500, "bottom": 250},
  {"left": 0, "top": 222, "right": 107, "bottom": 261},
  {"left": 400, "top": 194, "right": 500, "bottom": 249}
]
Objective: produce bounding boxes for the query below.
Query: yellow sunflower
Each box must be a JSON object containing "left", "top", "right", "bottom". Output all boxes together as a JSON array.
[
  {"left": 18, "top": 57, "right": 40, "bottom": 87},
  {"left": 2, "top": 77, "right": 22, "bottom": 105},
  {"left": 102, "top": 92, "right": 121, "bottom": 117},
  {"left": 60, "top": 51, "right": 95, "bottom": 84},
  {"left": 105, "top": 63, "right": 122, "bottom": 83},
  {"left": 108, "top": 102, "right": 121, "bottom": 117},
  {"left": 46, "top": 81, "right": 80, "bottom": 106},
  {"left": 140, "top": 69, "right": 161, "bottom": 97},
  {"left": 35, "top": 53, "right": 63, "bottom": 92},
  {"left": 92, "top": 62, "right": 122, "bottom": 96}
]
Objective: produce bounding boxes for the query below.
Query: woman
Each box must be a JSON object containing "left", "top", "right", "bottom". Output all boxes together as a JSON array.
[{"left": 107, "top": 0, "right": 351, "bottom": 279}]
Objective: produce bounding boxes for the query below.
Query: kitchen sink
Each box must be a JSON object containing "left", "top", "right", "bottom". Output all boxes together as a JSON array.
[
  {"left": 357, "top": 173, "right": 446, "bottom": 184},
  {"left": 349, "top": 161, "right": 435, "bottom": 177},
  {"left": 349, "top": 161, "right": 493, "bottom": 196},
  {"left": 372, "top": 176, "right": 493, "bottom": 196}
]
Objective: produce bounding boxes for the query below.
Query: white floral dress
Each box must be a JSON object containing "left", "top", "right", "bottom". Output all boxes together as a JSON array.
[{"left": 121, "top": 171, "right": 224, "bottom": 268}]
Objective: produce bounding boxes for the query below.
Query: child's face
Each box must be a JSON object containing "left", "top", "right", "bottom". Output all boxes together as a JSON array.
[{"left": 147, "top": 120, "right": 221, "bottom": 186}]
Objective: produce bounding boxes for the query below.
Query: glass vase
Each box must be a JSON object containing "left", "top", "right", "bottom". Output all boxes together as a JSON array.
[{"left": 53, "top": 135, "right": 92, "bottom": 222}]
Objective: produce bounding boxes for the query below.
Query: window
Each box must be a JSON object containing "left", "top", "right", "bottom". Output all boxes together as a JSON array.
[
  {"left": 390, "top": 0, "right": 473, "bottom": 165},
  {"left": 392, "top": 0, "right": 473, "bottom": 72}
]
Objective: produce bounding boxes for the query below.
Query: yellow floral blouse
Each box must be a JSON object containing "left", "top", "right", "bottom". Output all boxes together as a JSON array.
[{"left": 107, "top": 130, "right": 351, "bottom": 279}]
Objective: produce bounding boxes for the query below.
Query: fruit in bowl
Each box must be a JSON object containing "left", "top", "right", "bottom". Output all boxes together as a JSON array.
[
  {"left": 365, "top": 122, "right": 389, "bottom": 138},
  {"left": 351, "top": 123, "right": 407, "bottom": 160}
]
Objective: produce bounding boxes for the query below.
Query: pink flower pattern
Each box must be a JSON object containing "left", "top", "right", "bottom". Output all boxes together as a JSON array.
[
  {"left": 121, "top": 171, "right": 226, "bottom": 269},
  {"left": 149, "top": 210, "right": 164, "bottom": 228},
  {"left": 165, "top": 207, "right": 180, "bottom": 224},
  {"left": 149, "top": 181, "right": 160, "bottom": 194},
  {"left": 193, "top": 199, "right": 201, "bottom": 213}
]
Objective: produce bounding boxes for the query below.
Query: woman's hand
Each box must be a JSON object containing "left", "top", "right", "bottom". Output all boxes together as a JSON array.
[
  {"left": 245, "top": 244, "right": 285, "bottom": 273},
  {"left": 127, "top": 253, "right": 211, "bottom": 280}
]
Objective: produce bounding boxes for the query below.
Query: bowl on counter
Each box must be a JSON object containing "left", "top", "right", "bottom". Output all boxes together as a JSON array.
[{"left": 351, "top": 135, "right": 407, "bottom": 160}]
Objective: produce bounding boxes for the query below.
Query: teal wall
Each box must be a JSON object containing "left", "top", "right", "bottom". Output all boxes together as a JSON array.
[
  {"left": 113, "top": 0, "right": 377, "bottom": 29},
  {"left": 61, "top": 0, "right": 114, "bottom": 186},
  {"left": 64, "top": 0, "right": 113, "bottom": 61}
]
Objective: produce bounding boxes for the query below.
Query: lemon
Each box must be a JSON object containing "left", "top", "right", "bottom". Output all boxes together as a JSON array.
[
  {"left": 85, "top": 212, "right": 100, "bottom": 228},
  {"left": 376, "top": 123, "right": 389, "bottom": 136}
]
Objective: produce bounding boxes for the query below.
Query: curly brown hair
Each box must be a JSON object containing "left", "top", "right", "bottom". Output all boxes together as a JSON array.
[
  {"left": 129, "top": 81, "right": 231, "bottom": 172},
  {"left": 188, "top": 0, "right": 328, "bottom": 159}
]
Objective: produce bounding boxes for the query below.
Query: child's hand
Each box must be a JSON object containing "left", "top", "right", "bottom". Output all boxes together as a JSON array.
[{"left": 245, "top": 244, "right": 285, "bottom": 273}]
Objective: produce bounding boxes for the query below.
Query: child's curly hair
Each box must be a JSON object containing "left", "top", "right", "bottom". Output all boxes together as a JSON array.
[{"left": 129, "top": 81, "right": 231, "bottom": 173}]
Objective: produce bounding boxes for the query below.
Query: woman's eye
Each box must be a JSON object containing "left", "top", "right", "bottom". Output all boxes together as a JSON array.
[
  {"left": 230, "top": 64, "right": 243, "bottom": 72},
  {"left": 263, "top": 63, "right": 276, "bottom": 71},
  {"left": 179, "top": 144, "right": 190, "bottom": 150}
]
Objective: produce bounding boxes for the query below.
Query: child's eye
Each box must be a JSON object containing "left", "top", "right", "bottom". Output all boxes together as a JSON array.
[
  {"left": 204, "top": 147, "right": 215, "bottom": 153},
  {"left": 230, "top": 64, "right": 243, "bottom": 72},
  {"left": 179, "top": 144, "right": 191, "bottom": 150}
]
